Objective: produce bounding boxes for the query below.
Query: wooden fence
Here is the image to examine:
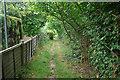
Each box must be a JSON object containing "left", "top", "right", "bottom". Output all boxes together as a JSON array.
[{"left": 0, "top": 35, "right": 39, "bottom": 79}]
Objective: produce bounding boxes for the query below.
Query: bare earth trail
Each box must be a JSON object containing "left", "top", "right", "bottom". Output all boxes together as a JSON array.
[
  {"left": 48, "top": 41, "right": 56, "bottom": 78},
  {"left": 47, "top": 40, "right": 80, "bottom": 78},
  {"left": 21, "top": 40, "right": 80, "bottom": 78}
]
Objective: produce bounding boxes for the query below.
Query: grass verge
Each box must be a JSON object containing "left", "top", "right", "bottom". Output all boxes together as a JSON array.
[{"left": 20, "top": 41, "right": 52, "bottom": 78}]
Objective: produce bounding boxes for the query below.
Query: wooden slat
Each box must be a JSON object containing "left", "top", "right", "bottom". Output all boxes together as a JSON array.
[
  {"left": 5, "top": 69, "right": 14, "bottom": 78},
  {"left": 0, "top": 43, "right": 22, "bottom": 54},
  {"left": 13, "top": 49, "right": 16, "bottom": 77},
  {"left": 28, "top": 42, "right": 30, "bottom": 60},
  {"left": 31, "top": 39, "right": 33, "bottom": 58},
  {"left": 32, "top": 38, "right": 36, "bottom": 55},
  {"left": 14, "top": 47, "right": 21, "bottom": 62},
  {"left": 3, "top": 60, "right": 14, "bottom": 68},
  {"left": 27, "top": 42, "right": 30, "bottom": 61},
  {"left": 24, "top": 38, "right": 32, "bottom": 44},
  {"left": 26, "top": 43, "right": 28, "bottom": 62},
  {"left": 21, "top": 40, "right": 24, "bottom": 66},
  {"left": 32, "top": 35, "right": 37, "bottom": 39},
  {"left": 26, "top": 43, "right": 27, "bottom": 63},
  {"left": 0, "top": 53, "right": 2, "bottom": 79},
  {"left": 14, "top": 47, "right": 21, "bottom": 76},
  {"left": 29, "top": 41, "right": 32, "bottom": 60},
  {"left": 23, "top": 44, "right": 26, "bottom": 64},
  {"left": 15, "top": 62, "right": 21, "bottom": 75},
  {"left": 2, "top": 51, "right": 14, "bottom": 78},
  {"left": 4, "top": 65, "right": 14, "bottom": 77},
  {"left": 31, "top": 39, "right": 33, "bottom": 56}
]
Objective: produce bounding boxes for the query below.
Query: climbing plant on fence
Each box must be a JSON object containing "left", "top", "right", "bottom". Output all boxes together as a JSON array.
[
  {"left": 0, "top": 14, "right": 22, "bottom": 49},
  {"left": 1, "top": 2, "right": 46, "bottom": 49},
  {"left": 0, "top": 2, "right": 24, "bottom": 49},
  {"left": 30, "top": 2, "right": 120, "bottom": 78}
]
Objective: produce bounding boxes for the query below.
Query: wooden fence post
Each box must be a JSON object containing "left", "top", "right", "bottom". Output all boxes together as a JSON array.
[
  {"left": 37, "top": 35, "right": 39, "bottom": 45},
  {"left": 0, "top": 53, "right": 2, "bottom": 79},
  {"left": 35, "top": 37, "right": 36, "bottom": 47},
  {"left": 29, "top": 40, "right": 32, "bottom": 60},
  {"left": 31, "top": 37, "right": 33, "bottom": 58},
  {"left": 29, "top": 41, "right": 30, "bottom": 61},
  {"left": 36, "top": 35, "right": 38, "bottom": 46},
  {"left": 21, "top": 40, "right": 24, "bottom": 66},
  {"left": 26, "top": 43, "right": 27, "bottom": 64}
]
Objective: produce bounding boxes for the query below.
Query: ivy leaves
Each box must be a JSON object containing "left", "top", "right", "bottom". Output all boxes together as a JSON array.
[{"left": 27, "top": 2, "right": 120, "bottom": 78}]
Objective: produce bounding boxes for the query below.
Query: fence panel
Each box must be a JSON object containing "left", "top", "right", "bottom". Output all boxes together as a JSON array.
[
  {"left": 30, "top": 40, "right": 32, "bottom": 60},
  {"left": 0, "top": 35, "right": 39, "bottom": 79},
  {"left": 31, "top": 37, "right": 36, "bottom": 56},
  {"left": 0, "top": 53, "right": 2, "bottom": 79},
  {"left": 23, "top": 43, "right": 27, "bottom": 65},
  {"left": 33, "top": 36, "right": 37, "bottom": 50},
  {"left": 14, "top": 46, "right": 21, "bottom": 76},
  {"left": 31, "top": 39, "right": 33, "bottom": 57},
  {"left": 2, "top": 51, "right": 14, "bottom": 78},
  {"left": 26, "top": 42, "right": 30, "bottom": 62}
]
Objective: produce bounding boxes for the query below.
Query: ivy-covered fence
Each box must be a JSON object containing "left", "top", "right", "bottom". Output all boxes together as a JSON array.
[
  {"left": 0, "top": 14, "right": 23, "bottom": 49},
  {"left": 0, "top": 4, "right": 2, "bottom": 51}
]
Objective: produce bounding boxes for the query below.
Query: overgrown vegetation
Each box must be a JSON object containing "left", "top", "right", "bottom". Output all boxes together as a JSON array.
[
  {"left": 22, "top": 13, "right": 46, "bottom": 36},
  {"left": 1, "top": 2, "right": 23, "bottom": 49},
  {"left": 0, "top": 13, "right": 22, "bottom": 49},
  {"left": 30, "top": 2, "right": 120, "bottom": 78},
  {"left": 21, "top": 40, "right": 81, "bottom": 78},
  {"left": 1, "top": 2, "right": 120, "bottom": 78}
]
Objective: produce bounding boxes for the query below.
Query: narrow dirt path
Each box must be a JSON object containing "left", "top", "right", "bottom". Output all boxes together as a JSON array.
[
  {"left": 48, "top": 41, "right": 56, "bottom": 78},
  {"left": 21, "top": 40, "right": 80, "bottom": 78},
  {"left": 50, "top": 40, "right": 80, "bottom": 78}
]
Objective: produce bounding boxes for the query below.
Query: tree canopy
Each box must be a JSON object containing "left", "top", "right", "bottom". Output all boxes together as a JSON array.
[{"left": 1, "top": 2, "right": 120, "bottom": 78}]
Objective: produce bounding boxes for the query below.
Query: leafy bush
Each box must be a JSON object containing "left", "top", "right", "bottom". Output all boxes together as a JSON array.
[{"left": 31, "top": 2, "right": 120, "bottom": 78}]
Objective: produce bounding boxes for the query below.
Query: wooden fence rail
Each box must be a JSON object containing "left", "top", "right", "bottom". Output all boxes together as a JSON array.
[{"left": 0, "top": 35, "right": 39, "bottom": 79}]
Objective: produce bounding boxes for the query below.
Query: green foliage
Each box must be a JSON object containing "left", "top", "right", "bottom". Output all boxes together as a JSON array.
[
  {"left": 0, "top": 2, "right": 24, "bottom": 49},
  {"left": 2, "top": 2, "right": 119, "bottom": 78},
  {"left": 46, "top": 30, "right": 54, "bottom": 40},
  {"left": 31, "top": 2, "right": 120, "bottom": 78},
  {"left": 46, "top": 16, "right": 64, "bottom": 39},
  {"left": 0, "top": 14, "right": 22, "bottom": 49},
  {"left": 22, "top": 13, "right": 46, "bottom": 36}
]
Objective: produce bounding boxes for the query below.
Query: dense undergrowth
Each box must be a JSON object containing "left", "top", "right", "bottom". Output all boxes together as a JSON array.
[
  {"left": 30, "top": 2, "right": 120, "bottom": 78},
  {"left": 1, "top": 2, "right": 120, "bottom": 78}
]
